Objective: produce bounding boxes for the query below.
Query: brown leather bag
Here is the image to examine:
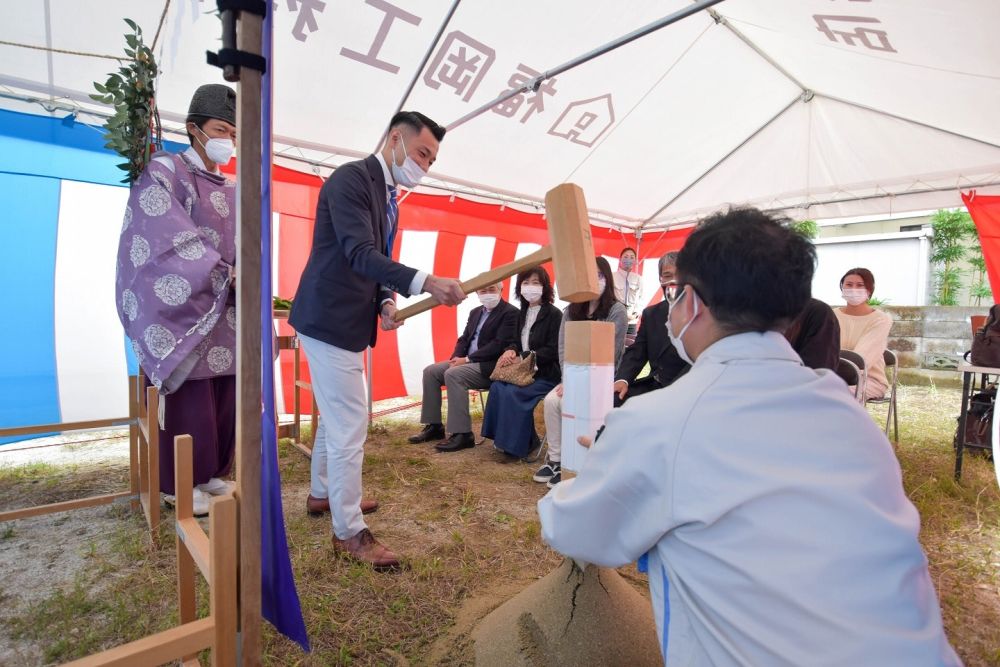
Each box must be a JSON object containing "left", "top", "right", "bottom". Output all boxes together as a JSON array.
[
  {"left": 971, "top": 305, "right": 1000, "bottom": 368},
  {"left": 489, "top": 352, "right": 537, "bottom": 387}
]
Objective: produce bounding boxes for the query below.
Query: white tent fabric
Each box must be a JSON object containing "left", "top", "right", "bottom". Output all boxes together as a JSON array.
[{"left": 2, "top": 0, "right": 999, "bottom": 228}]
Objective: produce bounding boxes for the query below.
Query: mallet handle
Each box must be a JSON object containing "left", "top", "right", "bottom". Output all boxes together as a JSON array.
[{"left": 394, "top": 246, "right": 553, "bottom": 322}]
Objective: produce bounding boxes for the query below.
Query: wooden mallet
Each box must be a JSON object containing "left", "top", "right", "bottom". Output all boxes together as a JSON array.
[{"left": 394, "top": 183, "right": 600, "bottom": 321}]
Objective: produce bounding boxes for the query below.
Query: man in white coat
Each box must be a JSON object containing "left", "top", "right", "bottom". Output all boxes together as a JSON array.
[{"left": 537, "top": 207, "right": 960, "bottom": 666}]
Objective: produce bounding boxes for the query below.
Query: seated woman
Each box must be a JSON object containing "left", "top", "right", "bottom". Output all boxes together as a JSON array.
[
  {"left": 481, "top": 268, "right": 563, "bottom": 458},
  {"left": 834, "top": 267, "right": 893, "bottom": 400},
  {"left": 534, "top": 257, "right": 628, "bottom": 488}
]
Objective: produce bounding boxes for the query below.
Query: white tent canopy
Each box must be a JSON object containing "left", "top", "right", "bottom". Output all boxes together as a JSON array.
[{"left": 2, "top": 0, "right": 998, "bottom": 229}]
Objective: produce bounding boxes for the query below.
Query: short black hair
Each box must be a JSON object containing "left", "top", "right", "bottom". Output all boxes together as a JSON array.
[
  {"left": 568, "top": 256, "right": 618, "bottom": 321},
  {"left": 389, "top": 111, "right": 446, "bottom": 142},
  {"left": 515, "top": 267, "right": 554, "bottom": 308},
  {"left": 676, "top": 207, "right": 816, "bottom": 334},
  {"left": 619, "top": 247, "right": 637, "bottom": 258},
  {"left": 185, "top": 114, "right": 211, "bottom": 145}
]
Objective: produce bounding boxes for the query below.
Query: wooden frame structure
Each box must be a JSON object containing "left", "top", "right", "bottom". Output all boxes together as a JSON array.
[
  {"left": 63, "top": 434, "right": 237, "bottom": 667},
  {"left": 0, "top": 376, "right": 160, "bottom": 531}
]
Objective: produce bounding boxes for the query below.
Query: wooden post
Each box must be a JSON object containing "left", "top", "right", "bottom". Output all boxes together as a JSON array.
[
  {"left": 233, "top": 11, "right": 264, "bottom": 664},
  {"left": 146, "top": 385, "right": 161, "bottom": 540},
  {"left": 128, "top": 376, "right": 140, "bottom": 512},
  {"left": 561, "top": 321, "right": 616, "bottom": 473},
  {"left": 211, "top": 495, "right": 238, "bottom": 666},
  {"left": 174, "top": 435, "right": 198, "bottom": 665}
]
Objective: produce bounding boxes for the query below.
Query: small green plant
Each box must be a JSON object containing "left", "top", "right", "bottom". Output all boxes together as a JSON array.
[
  {"left": 930, "top": 209, "right": 974, "bottom": 306},
  {"left": 967, "top": 234, "right": 993, "bottom": 306},
  {"left": 867, "top": 296, "right": 889, "bottom": 307},
  {"left": 790, "top": 219, "right": 819, "bottom": 240},
  {"left": 90, "top": 19, "right": 162, "bottom": 184}
]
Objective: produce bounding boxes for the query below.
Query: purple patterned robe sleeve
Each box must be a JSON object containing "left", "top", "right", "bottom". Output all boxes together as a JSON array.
[{"left": 115, "top": 154, "right": 234, "bottom": 393}]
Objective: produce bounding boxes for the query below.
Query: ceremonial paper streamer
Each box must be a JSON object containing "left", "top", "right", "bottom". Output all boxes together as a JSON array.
[{"left": 561, "top": 362, "right": 614, "bottom": 472}]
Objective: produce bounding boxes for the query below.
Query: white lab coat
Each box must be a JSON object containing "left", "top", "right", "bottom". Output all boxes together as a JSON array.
[{"left": 538, "top": 331, "right": 960, "bottom": 667}]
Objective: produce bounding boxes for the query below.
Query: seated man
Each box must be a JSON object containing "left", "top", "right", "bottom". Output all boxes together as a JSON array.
[
  {"left": 614, "top": 251, "right": 689, "bottom": 407},
  {"left": 538, "top": 208, "right": 958, "bottom": 666},
  {"left": 409, "top": 282, "right": 518, "bottom": 452}
]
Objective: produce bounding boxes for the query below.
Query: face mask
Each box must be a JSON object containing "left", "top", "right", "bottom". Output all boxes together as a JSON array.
[
  {"left": 520, "top": 284, "right": 543, "bottom": 303},
  {"left": 620, "top": 258, "right": 635, "bottom": 271},
  {"left": 478, "top": 293, "right": 500, "bottom": 310},
  {"left": 666, "top": 288, "right": 698, "bottom": 365},
  {"left": 597, "top": 277, "right": 607, "bottom": 294},
  {"left": 842, "top": 288, "right": 868, "bottom": 306},
  {"left": 194, "top": 127, "right": 235, "bottom": 166},
  {"left": 391, "top": 135, "right": 428, "bottom": 188}
]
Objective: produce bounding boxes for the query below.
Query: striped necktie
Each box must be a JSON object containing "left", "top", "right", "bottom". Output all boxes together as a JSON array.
[{"left": 386, "top": 184, "right": 398, "bottom": 255}]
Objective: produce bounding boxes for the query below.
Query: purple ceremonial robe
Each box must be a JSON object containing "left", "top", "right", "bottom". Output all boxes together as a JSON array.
[{"left": 115, "top": 151, "right": 237, "bottom": 393}]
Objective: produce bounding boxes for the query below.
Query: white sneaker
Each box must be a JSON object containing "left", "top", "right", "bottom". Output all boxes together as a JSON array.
[
  {"left": 163, "top": 489, "right": 211, "bottom": 517},
  {"left": 197, "top": 478, "right": 236, "bottom": 496},
  {"left": 192, "top": 488, "right": 211, "bottom": 517}
]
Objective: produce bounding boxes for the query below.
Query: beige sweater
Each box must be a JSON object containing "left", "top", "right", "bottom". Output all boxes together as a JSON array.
[{"left": 835, "top": 308, "right": 893, "bottom": 399}]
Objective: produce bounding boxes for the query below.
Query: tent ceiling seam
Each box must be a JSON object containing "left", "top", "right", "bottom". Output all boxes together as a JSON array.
[
  {"left": 708, "top": 8, "right": 807, "bottom": 93},
  {"left": 639, "top": 93, "right": 802, "bottom": 228},
  {"left": 816, "top": 92, "right": 1000, "bottom": 151},
  {"left": 561, "top": 20, "right": 714, "bottom": 184},
  {"left": 375, "top": 0, "right": 462, "bottom": 151},
  {"left": 43, "top": 0, "right": 55, "bottom": 101}
]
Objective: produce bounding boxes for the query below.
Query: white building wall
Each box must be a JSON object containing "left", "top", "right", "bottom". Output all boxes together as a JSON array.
[{"left": 813, "top": 231, "right": 931, "bottom": 307}]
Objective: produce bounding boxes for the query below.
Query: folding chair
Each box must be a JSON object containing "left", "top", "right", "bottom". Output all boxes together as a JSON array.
[
  {"left": 866, "top": 350, "right": 899, "bottom": 441},
  {"left": 838, "top": 350, "right": 867, "bottom": 405},
  {"left": 835, "top": 357, "right": 863, "bottom": 403}
]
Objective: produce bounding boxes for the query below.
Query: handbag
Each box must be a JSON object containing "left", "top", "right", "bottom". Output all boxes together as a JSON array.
[
  {"left": 971, "top": 304, "right": 1000, "bottom": 368},
  {"left": 490, "top": 351, "right": 537, "bottom": 387}
]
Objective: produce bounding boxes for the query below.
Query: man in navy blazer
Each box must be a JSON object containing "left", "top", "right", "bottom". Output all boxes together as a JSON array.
[
  {"left": 409, "top": 282, "right": 519, "bottom": 452},
  {"left": 289, "top": 111, "right": 465, "bottom": 570},
  {"left": 614, "top": 252, "right": 689, "bottom": 406}
]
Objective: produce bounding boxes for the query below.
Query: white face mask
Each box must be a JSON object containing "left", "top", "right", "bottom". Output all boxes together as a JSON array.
[
  {"left": 666, "top": 288, "right": 698, "bottom": 365},
  {"left": 194, "top": 127, "right": 235, "bottom": 166},
  {"left": 620, "top": 258, "right": 635, "bottom": 271},
  {"left": 391, "top": 135, "right": 428, "bottom": 188},
  {"left": 842, "top": 288, "right": 869, "bottom": 306},
  {"left": 520, "top": 284, "right": 543, "bottom": 304},
  {"left": 478, "top": 293, "right": 501, "bottom": 310},
  {"left": 597, "top": 276, "right": 607, "bottom": 294}
]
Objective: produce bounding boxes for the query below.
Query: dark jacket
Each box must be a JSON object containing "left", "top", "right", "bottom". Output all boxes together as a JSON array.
[
  {"left": 452, "top": 300, "right": 519, "bottom": 379},
  {"left": 785, "top": 297, "right": 841, "bottom": 371},
  {"left": 616, "top": 300, "right": 689, "bottom": 388},
  {"left": 289, "top": 155, "right": 418, "bottom": 352},
  {"left": 507, "top": 303, "right": 563, "bottom": 384}
]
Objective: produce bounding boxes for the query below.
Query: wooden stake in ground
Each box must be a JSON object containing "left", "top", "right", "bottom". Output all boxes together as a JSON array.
[{"left": 229, "top": 9, "right": 265, "bottom": 665}]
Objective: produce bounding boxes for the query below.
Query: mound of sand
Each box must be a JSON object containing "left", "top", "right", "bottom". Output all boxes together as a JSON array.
[{"left": 472, "top": 559, "right": 663, "bottom": 666}]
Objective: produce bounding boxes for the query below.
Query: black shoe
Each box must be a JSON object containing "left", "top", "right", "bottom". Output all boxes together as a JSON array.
[
  {"left": 532, "top": 460, "right": 560, "bottom": 484},
  {"left": 435, "top": 432, "right": 475, "bottom": 452},
  {"left": 408, "top": 423, "right": 445, "bottom": 444},
  {"left": 546, "top": 470, "right": 562, "bottom": 489}
]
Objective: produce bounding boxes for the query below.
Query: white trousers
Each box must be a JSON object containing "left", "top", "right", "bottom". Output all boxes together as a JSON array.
[
  {"left": 298, "top": 333, "right": 368, "bottom": 540},
  {"left": 543, "top": 387, "right": 563, "bottom": 462}
]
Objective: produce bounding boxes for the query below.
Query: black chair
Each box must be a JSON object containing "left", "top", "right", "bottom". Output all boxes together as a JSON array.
[
  {"left": 838, "top": 350, "right": 867, "bottom": 404},
  {"left": 836, "top": 357, "right": 863, "bottom": 402},
  {"left": 867, "top": 350, "right": 899, "bottom": 442}
]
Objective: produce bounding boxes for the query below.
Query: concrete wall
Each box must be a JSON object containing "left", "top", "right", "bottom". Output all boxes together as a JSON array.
[{"left": 884, "top": 306, "right": 986, "bottom": 386}]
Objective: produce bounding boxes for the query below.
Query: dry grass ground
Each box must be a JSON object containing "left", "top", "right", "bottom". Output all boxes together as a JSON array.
[{"left": 0, "top": 385, "right": 998, "bottom": 666}]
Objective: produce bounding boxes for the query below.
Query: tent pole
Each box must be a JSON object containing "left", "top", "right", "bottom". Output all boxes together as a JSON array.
[
  {"left": 639, "top": 93, "right": 801, "bottom": 228},
  {"left": 375, "top": 0, "right": 462, "bottom": 151},
  {"left": 707, "top": 8, "right": 806, "bottom": 92},
  {"left": 445, "top": 0, "right": 726, "bottom": 132}
]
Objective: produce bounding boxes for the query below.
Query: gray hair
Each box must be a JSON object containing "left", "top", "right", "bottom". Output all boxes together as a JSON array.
[{"left": 658, "top": 251, "right": 679, "bottom": 274}]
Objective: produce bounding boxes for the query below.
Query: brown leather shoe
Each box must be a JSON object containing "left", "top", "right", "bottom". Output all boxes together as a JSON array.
[
  {"left": 306, "top": 495, "right": 379, "bottom": 516},
  {"left": 332, "top": 529, "right": 400, "bottom": 570}
]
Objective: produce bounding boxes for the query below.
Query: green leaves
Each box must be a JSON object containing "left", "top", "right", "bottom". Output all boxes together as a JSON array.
[{"left": 90, "top": 18, "right": 161, "bottom": 185}]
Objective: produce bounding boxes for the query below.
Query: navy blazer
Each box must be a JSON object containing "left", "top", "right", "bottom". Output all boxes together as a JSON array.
[
  {"left": 452, "top": 300, "right": 519, "bottom": 379},
  {"left": 289, "top": 155, "right": 419, "bottom": 352},
  {"left": 616, "top": 300, "right": 689, "bottom": 388}
]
